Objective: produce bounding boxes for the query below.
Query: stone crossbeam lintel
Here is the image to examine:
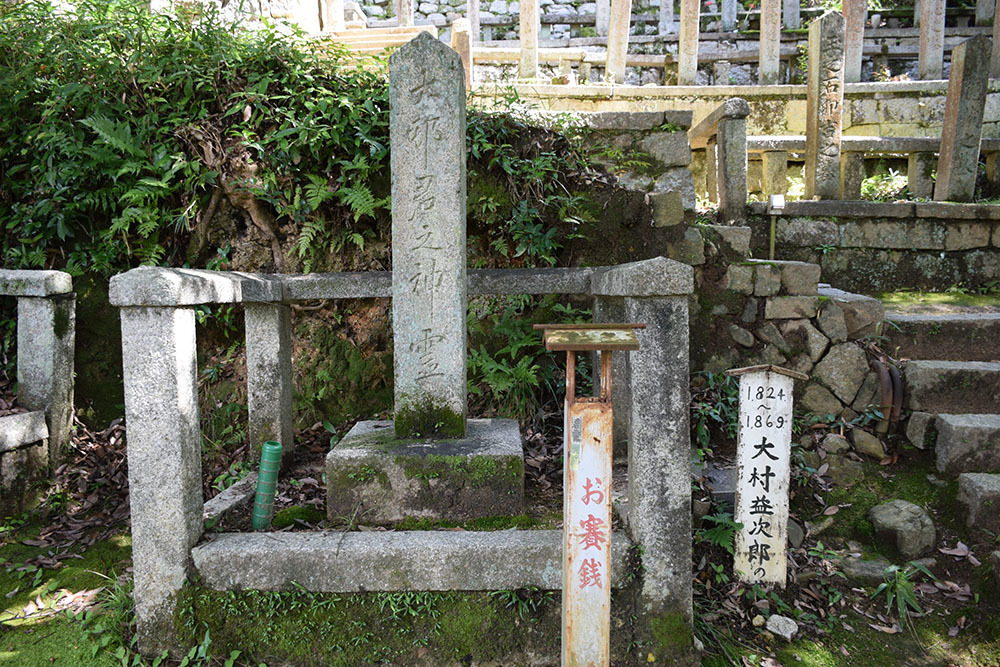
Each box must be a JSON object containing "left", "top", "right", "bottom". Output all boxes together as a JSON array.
[
  {"left": 0, "top": 270, "right": 72, "bottom": 297},
  {"left": 689, "top": 97, "right": 751, "bottom": 149},
  {"left": 192, "top": 530, "right": 633, "bottom": 591}
]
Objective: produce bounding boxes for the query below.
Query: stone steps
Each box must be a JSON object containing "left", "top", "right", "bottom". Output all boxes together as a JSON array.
[
  {"left": 935, "top": 414, "right": 1000, "bottom": 475},
  {"left": 904, "top": 360, "right": 1000, "bottom": 415},
  {"left": 885, "top": 313, "right": 1000, "bottom": 362}
]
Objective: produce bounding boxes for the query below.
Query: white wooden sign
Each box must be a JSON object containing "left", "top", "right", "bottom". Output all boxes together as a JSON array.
[{"left": 728, "top": 365, "right": 805, "bottom": 586}]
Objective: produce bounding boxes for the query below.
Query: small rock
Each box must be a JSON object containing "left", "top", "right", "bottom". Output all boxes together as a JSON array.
[
  {"left": 906, "top": 411, "right": 937, "bottom": 450},
  {"left": 869, "top": 499, "right": 936, "bottom": 559},
  {"left": 825, "top": 455, "right": 865, "bottom": 487},
  {"left": 740, "top": 297, "right": 759, "bottom": 323},
  {"left": 788, "top": 518, "right": 805, "bottom": 548},
  {"left": 752, "top": 614, "right": 766, "bottom": 627},
  {"left": 766, "top": 614, "right": 799, "bottom": 641},
  {"left": 757, "top": 322, "right": 791, "bottom": 354},
  {"left": 821, "top": 433, "right": 851, "bottom": 454},
  {"left": 693, "top": 635, "right": 705, "bottom": 653},
  {"left": 926, "top": 473, "right": 947, "bottom": 488},
  {"left": 729, "top": 324, "right": 755, "bottom": 348},
  {"left": 841, "top": 556, "right": 892, "bottom": 585},
  {"left": 809, "top": 516, "right": 836, "bottom": 536},
  {"left": 850, "top": 429, "right": 885, "bottom": 459}
]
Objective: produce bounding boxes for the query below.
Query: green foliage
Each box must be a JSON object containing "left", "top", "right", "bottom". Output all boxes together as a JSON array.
[
  {"left": 690, "top": 371, "right": 740, "bottom": 458},
  {"left": 695, "top": 512, "right": 743, "bottom": 555},
  {"left": 860, "top": 165, "right": 909, "bottom": 202},
  {"left": 871, "top": 560, "right": 937, "bottom": 627},
  {"left": 466, "top": 294, "right": 590, "bottom": 422},
  {"left": 489, "top": 588, "right": 554, "bottom": 620},
  {"left": 0, "top": 0, "right": 390, "bottom": 275}
]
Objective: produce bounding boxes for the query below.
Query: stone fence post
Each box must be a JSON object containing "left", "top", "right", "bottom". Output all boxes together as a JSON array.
[
  {"left": 935, "top": 35, "right": 991, "bottom": 202},
  {"left": 918, "top": 0, "right": 945, "bottom": 79},
  {"left": 659, "top": 0, "right": 675, "bottom": 35},
  {"left": 678, "top": 0, "right": 700, "bottom": 84},
  {"left": 783, "top": 0, "right": 800, "bottom": 29},
  {"left": 606, "top": 0, "right": 633, "bottom": 83},
  {"left": 805, "top": 11, "right": 845, "bottom": 200},
  {"left": 843, "top": 0, "right": 867, "bottom": 83},
  {"left": 245, "top": 303, "right": 295, "bottom": 461},
  {"left": 597, "top": 0, "right": 611, "bottom": 37},
  {"left": 759, "top": 0, "right": 782, "bottom": 84},
  {"left": 592, "top": 257, "right": 695, "bottom": 656},
  {"left": 689, "top": 98, "right": 750, "bottom": 223},
  {"left": 451, "top": 18, "right": 473, "bottom": 89},
  {"left": 0, "top": 270, "right": 75, "bottom": 469},
  {"left": 520, "top": 0, "right": 540, "bottom": 79}
]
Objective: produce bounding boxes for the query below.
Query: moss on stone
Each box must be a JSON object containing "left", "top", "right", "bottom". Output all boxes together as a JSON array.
[
  {"left": 649, "top": 611, "right": 693, "bottom": 656},
  {"left": 271, "top": 505, "right": 325, "bottom": 529},
  {"left": 393, "top": 400, "right": 465, "bottom": 439}
]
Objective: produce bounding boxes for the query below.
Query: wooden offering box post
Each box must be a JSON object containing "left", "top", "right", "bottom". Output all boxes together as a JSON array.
[{"left": 535, "top": 323, "right": 645, "bottom": 667}]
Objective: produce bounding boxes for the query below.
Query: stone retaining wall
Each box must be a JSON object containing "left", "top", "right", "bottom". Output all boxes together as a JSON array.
[{"left": 745, "top": 201, "right": 1000, "bottom": 293}]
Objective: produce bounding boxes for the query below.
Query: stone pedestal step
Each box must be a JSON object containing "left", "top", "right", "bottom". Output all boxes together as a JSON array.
[
  {"left": 904, "top": 360, "right": 1000, "bottom": 414},
  {"left": 935, "top": 413, "right": 1000, "bottom": 475},
  {"left": 885, "top": 313, "right": 1000, "bottom": 362}
]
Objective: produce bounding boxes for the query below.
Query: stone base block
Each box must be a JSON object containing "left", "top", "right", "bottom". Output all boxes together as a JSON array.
[
  {"left": 326, "top": 419, "right": 524, "bottom": 524},
  {"left": 959, "top": 473, "right": 1000, "bottom": 533}
]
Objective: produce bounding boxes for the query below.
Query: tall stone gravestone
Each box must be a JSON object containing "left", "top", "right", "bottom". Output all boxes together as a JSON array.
[
  {"left": 390, "top": 32, "right": 467, "bottom": 439},
  {"left": 935, "top": 36, "right": 991, "bottom": 202},
  {"left": 727, "top": 365, "right": 806, "bottom": 585},
  {"left": 326, "top": 34, "right": 524, "bottom": 525},
  {"left": 918, "top": 0, "right": 945, "bottom": 79},
  {"left": 805, "top": 11, "right": 845, "bottom": 200}
]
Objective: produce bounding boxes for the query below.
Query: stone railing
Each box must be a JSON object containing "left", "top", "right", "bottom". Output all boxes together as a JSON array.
[
  {"left": 689, "top": 97, "right": 749, "bottom": 224},
  {"left": 112, "top": 257, "right": 695, "bottom": 655},
  {"left": 0, "top": 270, "right": 75, "bottom": 512}
]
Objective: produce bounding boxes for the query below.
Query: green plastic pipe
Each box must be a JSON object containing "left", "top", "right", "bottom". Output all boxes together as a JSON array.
[{"left": 251, "top": 441, "right": 283, "bottom": 530}]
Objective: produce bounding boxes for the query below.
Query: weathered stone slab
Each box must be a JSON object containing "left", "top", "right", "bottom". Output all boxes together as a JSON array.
[
  {"left": 605, "top": 0, "right": 632, "bottom": 83},
  {"left": 762, "top": 150, "right": 788, "bottom": 196},
  {"left": 591, "top": 256, "right": 694, "bottom": 297},
  {"left": 520, "top": 0, "right": 539, "bottom": 78},
  {"left": 390, "top": 33, "right": 467, "bottom": 438},
  {"left": 935, "top": 413, "right": 1000, "bottom": 475},
  {"left": 0, "top": 411, "right": 48, "bottom": 452},
  {"left": 918, "top": 0, "right": 946, "bottom": 79},
  {"left": 905, "top": 360, "right": 1000, "bottom": 414},
  {"left": 759, "top": 0, "right": 782, "bottom": 84},
  {"left": 678, "top": 0, "right": 700, "bottom": 85},
  {"left": 110, "top": 268, "right": 281, "bottom": 306},
  {"left": 782, "top": 0, "right": 800, "bottom": 29},
  {"left": 958, "top": 473, "right": 1000, "bottom": 532},
  {"left": 884, "top": 313, "right": 1000, "bottom": 362},
  {"left": 908, "top": 152, "right": 936, "bottom": 199},
  {"left": 805, "top": 11, "right": 845, "bottom": 200},
  {"left": 202, "top": 472, "right": 258, "bottom": 525},
  {"left": 0, "top": 270, "right": 71, "bottom": 297},
  {"left": 838, "top": 151, "right": 865, "bottom": 200},
  {"left": 935, "top": 36, "right": 991, "bottom": 202},
  {"left": 192, "top": 530, "right": 633, "bottom": 592},
  {"left": 326, "top": 419, "right": 523, "bottom": 524},
  {"left": 842, "top": 0, "right": 867, "bottom": 83}
]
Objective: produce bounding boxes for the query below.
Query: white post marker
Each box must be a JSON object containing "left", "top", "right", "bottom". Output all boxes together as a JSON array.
[
  {"left": 536, "top": 323, "right": 644, "bottom": 667},
  {"left": 725, "top": 364, "right": 807, "bottom": 586}
]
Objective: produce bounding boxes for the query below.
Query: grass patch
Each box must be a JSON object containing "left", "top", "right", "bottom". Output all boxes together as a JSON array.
[{"left": 879, "top": 288, "right": 1000, "bottom": 311}]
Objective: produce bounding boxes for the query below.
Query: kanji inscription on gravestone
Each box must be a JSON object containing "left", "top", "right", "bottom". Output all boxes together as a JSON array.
[
  {"left": 389, "top": 33, "right": 467, "bottom": 438},
  {"left": 727, "top": 365, "right": 806, "bottom": 586}
]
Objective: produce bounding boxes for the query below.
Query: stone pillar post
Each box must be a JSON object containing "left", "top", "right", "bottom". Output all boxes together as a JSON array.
[
  {"left": 705, "top": 140, "right": 718, "bottom": 201},
  {"left": 323, "top": 0, "right": 346, "bottom": 31},
  {"left": 908, "top": 152, "right": 936, "bottom": 198},
  {"left": 606, "top": 0, "right": 633, "bottom": 83},
  {"left": 592, "top": 257, "right": 695, "bottom": 656},
  {"left": 399, "top": 0, "right": 415, "bottom": 26},
  {"left": 985, "top": 152, "right": 1000, "bottom": 195},
  {"left": 452, "top": 18, "right": 474, "bottom": 89},
  {"left": 935, "top": 35, "right": 992, "bottom": 202},
  {"left": 717, "top": 112, "right": 749, "bottom": 224},
  {"left": 918, "top": 0, "right": 945, "bottom": 79},
  {"left": 759, "top": 0, "right": 782, "bottom": 84},
  {"left": 678, "top": 0, "right": 700, "bottom": 85},
  {"left": 977, "top": 0, "right": 995, "bottom": 26},
  {"left": 468, "top": 0, "right": 480, "bottom": 43},
  {"left": 783, "top": 0, "right": 800, "bottom": 29},
  {"left": 245, "top": 303, "right": 294, "bottom": 461},
  {"left": 16, "top": 294, "right": 75, "bottom": 467},
  {"left": 659, "top": 0, "right": 675, "bottom": 35},
  {"left": 721, "top": 0, "right": 737, "bottom": 32},
  {"left": 597, "top": 0, "right": 611, "bottom": 36},
  {"left": 520, "top": 0, "right": 540, "bottom": 79},
  {"left": 121, "top": 307, "right": 203, "bottom": 655},
  {"left": 390, "top": 34, "right": 468, "bottom": 438},
  {"left": 843, "top": 0, "right": 867, "bottom": 83},
  {"left": 762, "top": 150, "right": 789, "bottom": 196},
  {"left": 838, "top": 151, "right": 865, "bottom": 199},
  {"left": 805, "top": 11, "right": 845, "bottom": 200},
  {"left": 992, "top": 1, "right": 1000, "bottom": 77}
]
